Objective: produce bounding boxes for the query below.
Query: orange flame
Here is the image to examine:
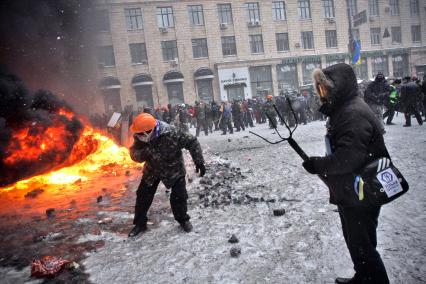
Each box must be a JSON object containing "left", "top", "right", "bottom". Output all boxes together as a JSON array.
[{"left": 2, "top": 126, "right": 139, "bottom": 192}]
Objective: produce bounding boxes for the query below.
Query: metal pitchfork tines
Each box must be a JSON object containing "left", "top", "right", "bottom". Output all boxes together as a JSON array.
[{"left": 249, "top": 97, "right": 308, "bottom": 162}]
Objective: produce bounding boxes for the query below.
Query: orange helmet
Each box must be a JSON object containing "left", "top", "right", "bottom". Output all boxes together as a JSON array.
[
  {"left": 130, "top": 113, "right": 156, "bottom": 133},
  {"left": 267, "top": 95, "right": 273, "bottom": 100}
]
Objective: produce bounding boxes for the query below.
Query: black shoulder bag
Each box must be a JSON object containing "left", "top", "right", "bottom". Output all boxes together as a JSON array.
[{"left": 353, "top": 141, "right": 409, "bottom": 206}]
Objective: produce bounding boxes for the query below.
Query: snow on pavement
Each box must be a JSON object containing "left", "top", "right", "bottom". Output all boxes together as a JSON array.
[{"left": 82, "top": 115, "right": 425, "bottom": 284}]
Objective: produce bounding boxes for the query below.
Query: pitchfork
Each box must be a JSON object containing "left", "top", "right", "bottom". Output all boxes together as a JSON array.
[
  {"left": 249, "top": 97, "right": 309, "bottom": 161},
  {"left": 249, "top": 97, "right": 328, "bottom": 184}
]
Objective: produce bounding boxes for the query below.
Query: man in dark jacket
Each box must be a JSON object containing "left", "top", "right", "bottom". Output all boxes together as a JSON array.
[
  {"left": 303, "top": 64, "right": 390, "bottom": 284},
  {"left": 128, "top": 113, "right": 205, "bottom": 237},
  {"left": 364, "top": 73, "right": 391, "bottom": 134},
  {"left": 231, "top": 100, "right": 245, "bottom": 132},
  {"left": 194, "top": 101, "right": 208, "bottom": 137},
  {"left": 400, "top": 77, "right": 423, "bottom": 127}
]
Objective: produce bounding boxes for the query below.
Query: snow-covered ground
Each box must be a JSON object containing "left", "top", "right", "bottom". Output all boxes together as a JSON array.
[
  {"left": 80, "top": 115, "right": 425, "bottom": 284},
  {"left": 1, "top": 115, "right": 424, "bottom": 283}
]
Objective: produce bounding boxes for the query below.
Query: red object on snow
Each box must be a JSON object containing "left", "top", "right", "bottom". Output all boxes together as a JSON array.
[{"left": 31, "top": 256, "right": 71, "bottom": 278}]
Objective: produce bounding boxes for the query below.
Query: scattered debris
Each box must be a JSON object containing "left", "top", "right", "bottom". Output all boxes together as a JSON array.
[
  {"left": 66, "top": 261, "right": 80, "bottom": 270},
  {"left": 98, "top": 217, "right": 113, "bottom": 225},
  {"left": 228, "top": 234, "right": 239, "bottom": 244},
  {"left": 31, "top": 256, "right": 71, "bottom": 278},
  {"left": 24, "top": 188, "right": 44, "bottom": 199},
  {"left": 230, "top": 247, "right": 241, "bottom": 258},
  {"left": 45, "top": 208, "right": 55, "bottom": 218},
  {"left": 199, "top": 177, "right": 213, "bottom": 185},
  {"left": 273, "top": 209, "right": 286, "bottom": 216}
]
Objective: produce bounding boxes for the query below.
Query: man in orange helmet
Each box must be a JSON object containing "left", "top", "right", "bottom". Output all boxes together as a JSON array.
[{"left": 128, "top": 113, "right": 205, "bottom": 237}]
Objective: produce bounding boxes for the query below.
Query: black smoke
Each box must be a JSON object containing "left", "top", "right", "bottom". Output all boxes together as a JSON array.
[
  {"left": 0, "top": 0, "right": 97, "bottom": 114},
  {"left": 0, "top": 68, "right": 84, "bottom": 187}
]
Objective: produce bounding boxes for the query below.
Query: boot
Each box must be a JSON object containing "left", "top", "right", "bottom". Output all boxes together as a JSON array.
[
  {"left": 180, "top": 220, "right": 193, "bottom": 232},
  {"left": 128, "top": 224, "right": 147, "bottom": 237}
]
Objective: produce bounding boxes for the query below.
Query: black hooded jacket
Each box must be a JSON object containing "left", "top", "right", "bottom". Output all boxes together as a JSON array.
[
  {"left": 364, "top": 75, "right": 391, "bottom": 105},
  {"left": 313, "top": 64, "right": 390, "bottom": 207}
]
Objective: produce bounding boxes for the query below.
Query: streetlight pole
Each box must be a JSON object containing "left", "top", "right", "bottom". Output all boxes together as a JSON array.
[{"left": 346, "top": 0, "right": 354, "bottom": 65}]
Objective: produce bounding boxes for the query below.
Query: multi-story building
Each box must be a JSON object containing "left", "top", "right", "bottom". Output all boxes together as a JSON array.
[{"left": 94, "top": 0, "right": 426, "bottom": 114}]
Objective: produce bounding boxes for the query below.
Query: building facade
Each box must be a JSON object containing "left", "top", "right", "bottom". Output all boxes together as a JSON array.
[{"left": 94, "top": 0, "right": 426, "bottom": 114}]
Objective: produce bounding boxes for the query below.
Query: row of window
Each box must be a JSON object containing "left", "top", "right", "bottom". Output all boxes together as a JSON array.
[
  {"left": 98, "top": 25, "right": 421, "bottom": 67},
  {"left": 370, "top": 25, "right": 421, "bottom": 45},
  {"left": 95, "top": 0, "right": 421, "bottom": 32},
  {"left": 368, "top": 0, "right": 420, "bottom": 16}
]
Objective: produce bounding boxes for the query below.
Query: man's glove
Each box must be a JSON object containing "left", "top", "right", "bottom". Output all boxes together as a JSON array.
[
  {"left": 195, "top": 163, "right": 206, "bottom": 177},
  {"left": 302, "top": 157, "right": 320, "bottom": 175}
]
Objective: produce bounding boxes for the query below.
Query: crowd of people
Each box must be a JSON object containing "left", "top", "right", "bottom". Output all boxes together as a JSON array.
[
  {"left": 90, "top": 74, "right": 426, "bottom": 142},
  {"left": 364, "top": 74, "right": 426, "bottom": 133}
]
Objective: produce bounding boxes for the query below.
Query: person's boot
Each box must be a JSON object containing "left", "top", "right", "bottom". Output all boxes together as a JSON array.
[
  {"left": 180, "top": 220, "right": 193, "bottom": 232},
  {"left": 128, "top": 224, "right": 147, "bottom": 237}
]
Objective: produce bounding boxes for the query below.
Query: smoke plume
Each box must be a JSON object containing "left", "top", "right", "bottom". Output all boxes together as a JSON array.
[
  {"left": 0, "top": 0, "right": 97, "bottom": 114},
  {"left": 0, "top": 68, "right": 84, "bottom": 186}
]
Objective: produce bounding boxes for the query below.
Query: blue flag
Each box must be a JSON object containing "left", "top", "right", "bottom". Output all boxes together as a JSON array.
[{"left": 352, "top": 40, "right": 361, "bottom": 65}]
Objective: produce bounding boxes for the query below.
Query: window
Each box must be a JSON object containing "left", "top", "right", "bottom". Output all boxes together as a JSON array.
[
  {"left": 192, "top": 38, "right": 208, "bottom": 58},
  {"left": 97, "top": 46, "right": 115, "bottom": 67},
  {"left": 129, "top": 43, "right": 147, "bottom": 64},
  {"left": 389, "top": 0, "right": 399, "bottom": 16},
  {"left": 221, "top": 36, "right": 237, "bottom": 56},
  {"left": 246, "top": 2, "right": 260, "bottom": 23},
  {"left": 125, "top": 8, "right": 143, "bottom": 30},
  {"left": 276, "top": 33, "right": 289, "bottom": 51},
  {"left": 391, "top": 27, "right": 401, "bottom": 43},
  {"left": 135, "top": 85, "right": 154, "bottom": 109},
  {"left": 167, "top": 83, "right": 184, "bottom": 105},
  {"left": 301, "top": 31, "right": 314, "bottom": 49},
  {"left": 250, "top": 34, "right": 264, "bottom": 53},
  {"left": 348, "top": 0, "right": 357, "bottom": 17},
  {"left": 322, "top": 0, "right": 335, "bottom": 18},
  {"left": 157, "top": 7, "right": 174, "bottom": 28},
  {"left": 302, "top": 61, "right": 321, "bottom": 84},
  {"left": 370, "top": 28, "right": 381, "bottom": 45},
  {"left": 298, "top": 0, "right": 311, "bottom": 19},
  {"left": 250, "top": 66, "right": 273, "bottom": 97},
  {"left": 277, "top": 63, "right": 299, "bottom": 91},
  {"left": 392, "top": 55, "right": 408, "bottom": 77},
  {"left": 411, "top": 25, "right": 421, "bottom": 42},
  {"left": 369, "top": 0, "right": 379, "bottom": 16},
  {"left": 272, "top": 2, "right": 286, "bottom": 21},
  {"left": 352, "top": 29, "right": 360, "bottom": 41},
  {"left": 188, "top": 5, "right": 204, "bottom": 26},
  {"left": 197, "top": 80, "right": 214, "bottom": 102},
  {"left": 410, "top": 0, "right": 419, "bottom": 16},
  {"left": 161, "top": 40, "right": 178, "bottom": 61},
  {"left": 217, "top": 4, "right": 233, "bottom": 24},
  {"left": 372, "top": 56, "right": 388, "bottom": 76},
  {"left": 95, "top": 10, "right": 110, "bottom": 32},
  {"left": 325, "top": 30, "right": 337, "bottom": 48}
]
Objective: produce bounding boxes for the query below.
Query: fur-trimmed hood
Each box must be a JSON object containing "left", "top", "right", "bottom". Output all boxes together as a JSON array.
[{"left": 312, "top": 63, "right": 359, "bottom": 115}]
